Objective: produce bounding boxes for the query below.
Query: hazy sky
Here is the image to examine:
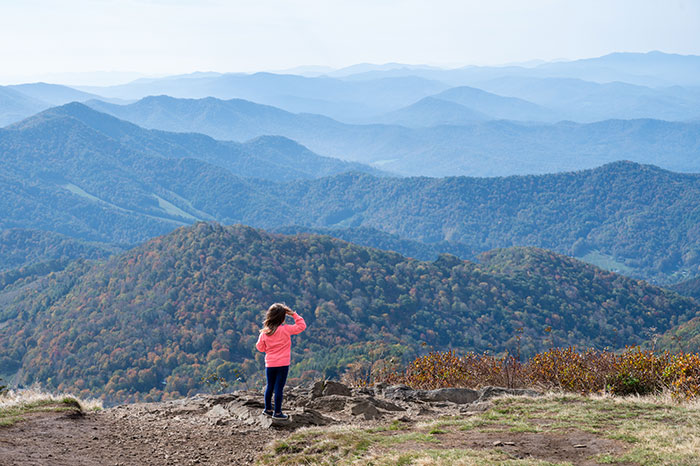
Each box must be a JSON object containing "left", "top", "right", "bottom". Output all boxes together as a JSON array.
[{"left": 1, "top": 0, "right": 699, "bottom": 84}]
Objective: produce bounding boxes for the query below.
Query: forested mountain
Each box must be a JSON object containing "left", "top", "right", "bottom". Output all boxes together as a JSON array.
[
  {"left": 7, "top": 83, "right": 101, "bottom": 106},
  {"left": 474, "top": 77, "right": 700, "bottom": 122},
  {"left": 0, "top": 86, "right": 47, "bottom": 126},
  {"left": 429, "top": 86, "right": 556, "bottom": 122},
  {"left": 78, "top": 53, "right": 700, "bottom": 122},
  {"left": 17, "top": 103, "right": 380, "bottom": 179},
  {"left": 0, "top": 103, "right": 383, "bottom": 245},
  {"left": 273, "top": 226, "right": 476, "bottom": 261},
  {"left": 333, "top": 52, "right": 700, "bottom": 88},
  {"left": 0, "top": 229, "right": 119, "bottom": 272},
  {"left": 3, "top": 109, "right": 700, "bottom": 284},
  {"left": 0, "top": 83, "right": 106, "bottom": 126},
  {"left": 89, "top": 95, "right": 700, "bottom": 177},
  {"left": 259, "top": 163, "right": 700, "bottom": 284},
  {"left": 1, "top": 223, "right": 695, "bottom": 403},
  {"left": 375, "top": 97, "right": 489, "bottom": 127},
  {"left": 669, "top": 276, "right": 700, "bottom": 301},
  {"left": 81, "top": 73, "right": 450, "bottom": 122}
]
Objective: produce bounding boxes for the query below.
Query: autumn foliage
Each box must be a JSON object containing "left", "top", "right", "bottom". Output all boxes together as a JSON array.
[{"left": 365, "top": 347, "right": 700, "bottom": 399}]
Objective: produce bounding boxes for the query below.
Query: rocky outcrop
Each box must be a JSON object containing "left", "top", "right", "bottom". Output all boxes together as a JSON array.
[{"left": 142, "top": 381, "right": 541, "bottom": 431}]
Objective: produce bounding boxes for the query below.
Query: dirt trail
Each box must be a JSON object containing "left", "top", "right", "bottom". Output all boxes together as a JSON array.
[{"left": 0, "top": 404, "right": 276, "bottom": 465}]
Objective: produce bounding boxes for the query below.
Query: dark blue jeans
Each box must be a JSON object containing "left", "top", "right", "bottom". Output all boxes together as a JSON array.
[{"left": 264, "top": 365, "right": 289, "bottom": 414}]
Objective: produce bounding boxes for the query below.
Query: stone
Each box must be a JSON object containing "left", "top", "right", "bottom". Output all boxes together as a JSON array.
[
  {"left": 311, "top": 381, "right": 325, "bottom": 399},
  {"left": 323, "top": 381, "right": 352, "bottom": 397},
  {"left": 350, "top": 400, "right": 381, "bottom": 420},
  {"left": 204, "top": 405, "right": 232, "bottom": 426},
  {"left": 478, "top": 386, "right": 541, "bottom": 401},
  {"left": 306, "top": 395, "right": 348, "bottom": 412},
  {"left": 373, "top": 382, "right": 387, "bottom": 395},
  {"left": 284, "top": 408, "right": 334, "bottom": 428},
  {"left": 365, "top": 397, "right": 404, "bottom": 412},
  {"left": 420, "top": 388, "right": 480, "bottom": 404},
  {"left": 383, "top": 384, "right": 418, "bottom": 401}
]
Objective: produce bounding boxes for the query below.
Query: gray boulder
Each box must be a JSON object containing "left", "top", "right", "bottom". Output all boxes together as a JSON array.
[
  {"left": 306, "top": 395, "right": 348, "bottom": 412},
  {"left": 420, "top": 388, "right": 480, "bottom": 404},
  {"left": 350, "top": 400, "right": 381, "bottom": 420},
  {"left": 478, "top": 386, "right": 541, "bottom": 401},
  {"left": 311, "top": 380, "right": 352, "bottom": 398},
  {"left": 383, "top": 385, "right": 479, "bottom": 404}
]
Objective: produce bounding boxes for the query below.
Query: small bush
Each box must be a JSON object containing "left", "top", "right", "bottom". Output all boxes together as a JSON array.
[{"left": 369, "top": 347, "right": 700, "bottom": 399}]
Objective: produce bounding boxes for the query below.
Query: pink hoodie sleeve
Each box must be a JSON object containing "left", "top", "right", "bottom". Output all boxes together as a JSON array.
[
  {"left": 255, "top": 332, "right": 266, "bottom": 352},
  {"left": 287, "top": 312, "right": 306, "bottom": 335}
]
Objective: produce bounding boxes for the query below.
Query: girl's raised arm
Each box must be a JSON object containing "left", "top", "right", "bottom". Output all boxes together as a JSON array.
[{"left": 287, "top": 312, "right": 306, "bottom": 335}]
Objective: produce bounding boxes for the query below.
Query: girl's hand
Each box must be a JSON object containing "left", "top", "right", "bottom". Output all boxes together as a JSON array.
[{"left": 285, "top": 308, "right": 294, "bottom": 316}]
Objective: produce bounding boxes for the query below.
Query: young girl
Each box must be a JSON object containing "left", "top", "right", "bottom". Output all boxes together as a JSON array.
[{"left": 255, "top": 303, "right": 306, "bottom": 419}]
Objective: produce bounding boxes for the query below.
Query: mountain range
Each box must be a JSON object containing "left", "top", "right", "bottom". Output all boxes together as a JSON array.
[
  {"left": 2, "top": 103, "right": 700, "bottom": 283},
  {"left": 1, "top": 223, "right": 695, "bottom": 403},
  {"left": 0, "top": 83, "right": 104, "bottom": 126},
  {"left": 88, "top": 95, "right": 700, "bottom": 177}
]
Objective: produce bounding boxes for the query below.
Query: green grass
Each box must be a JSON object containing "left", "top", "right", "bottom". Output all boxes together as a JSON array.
[
  {"left": 257, "top": 393, "right": 700, "bottom": 465},
  {"left": 0, "top": 397, "right": 83, "bottom": 428}
]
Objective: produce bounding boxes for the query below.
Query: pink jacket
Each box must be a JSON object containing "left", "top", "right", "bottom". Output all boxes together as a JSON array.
[{"left": 256, "top": 312, "right": 306, "bottom": 367}]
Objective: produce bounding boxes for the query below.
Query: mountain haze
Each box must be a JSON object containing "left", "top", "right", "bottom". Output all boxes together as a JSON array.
[
  {"left": 2, "top": 109, "right": 700, "bottom": 284},
  {"left": 88, "top": 96, "right": 700, "bottom": 177}
]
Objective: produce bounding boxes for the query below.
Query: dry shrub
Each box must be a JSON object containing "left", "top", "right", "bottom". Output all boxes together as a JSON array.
[{"left": 368, "top": 347, "right": 700, "bottom": 399}]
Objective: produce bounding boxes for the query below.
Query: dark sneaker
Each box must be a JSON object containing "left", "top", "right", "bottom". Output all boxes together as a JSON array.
[
  {"left": 272, "top": 412, "right": 289, "bottom": 420},
  {"left": 262, "top": 410, "right": 273, "bottom": 417}
]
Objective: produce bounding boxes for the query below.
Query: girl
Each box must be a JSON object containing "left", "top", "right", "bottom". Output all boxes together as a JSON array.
[{"left": 255, "top": 303, "right": 306, "bottom": 419}]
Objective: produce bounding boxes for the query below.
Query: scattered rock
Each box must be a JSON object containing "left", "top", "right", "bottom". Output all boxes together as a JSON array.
[
  {"left": 323, "top": 381, "right": 352, "bottom": 397},
  {"left": 383, "top": 384, "right": 417, "bottom": 401},
  {"left": 478, "top": 386, "right": 541, "bottom": 401},
  {"left": 363, "top": 397, "right": 404, "bottom": 412},
  {"left": 350, "top": 400, "right": 381, "bottom": 420},
  {"left": 461, "top": 401, "right": 492, "bottom": 412},
  {"left": 573, "top": 444, "right": 586, "bottom": 448},
  {"left": 205, "top": 405, "right": 232, "bottom": 426},
  {"left": 306, "top": 395, "right": 347, "bottom": 412},
  {"left": 373, "top": 382, "right": 387, "bottom": 395},
  {"left": 493, "top": 440, "right": 503, "bottom": 446},
  {"left": 283, "top": 409, "right": 334, "bottom": 429},
  {"left": 421, "top": 388, "right": 480, "bottom": 404},
  {"left": 311, "top": 381, "right": 325, "bottom": 399},
  {"left": 383, "top": 385, "right": 479, "bottom": 404}
]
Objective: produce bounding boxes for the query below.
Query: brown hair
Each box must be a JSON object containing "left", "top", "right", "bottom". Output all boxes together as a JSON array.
[{"left": 261, "top": 303, "right": 291, "bottom": 335}]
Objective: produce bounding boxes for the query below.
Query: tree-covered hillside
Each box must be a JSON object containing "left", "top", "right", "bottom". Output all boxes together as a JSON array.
[
  {"left": 4, "top": 106, "right": 700, "bottom": 283},
  {"left": 0, "top": 229, "right": 119, "bottom": 272},
  {"left": 0, "top": 223, "right": 695, "bottom": 403},
  {"left": 263, "top": 162, "right": 700, "bottom": 284},
  {"left": 273, "top": 226, "right": 476, "bottom": 262}
]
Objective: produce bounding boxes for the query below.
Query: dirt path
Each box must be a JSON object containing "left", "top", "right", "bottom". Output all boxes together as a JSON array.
[{"left": 0, "top": 406, "right": 277, "bottom": 465}]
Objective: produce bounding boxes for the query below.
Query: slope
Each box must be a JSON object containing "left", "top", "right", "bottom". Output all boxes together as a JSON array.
[
  {"left": 1, "top": 223, "right": 695, "bottom": 403},
  {"left": 376, "top": 96, "right": 490, "bottom": 127},
  {"left": 0, "top": 229, "right": 119, "bottom": 272},
  {"left": 0, "top": 86, "right": 47, "bottom": 127},
  {"left": 7, "top": 82, "right": 102, "bottom": 106},
  {"left": 430, "top": 86, "right": 556, "bottom": 122},
  {"left": 4, "top": 111, "right": 700, "bottom": 284},
  {"left": 88, "top": 95, "right": 700, "bottom": 177},
  {"left": 475, "top": 76, "right": 700, "bottom": 122},
  {"left": 81, "top": 73, "right": 450, "bottom": 122}
]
